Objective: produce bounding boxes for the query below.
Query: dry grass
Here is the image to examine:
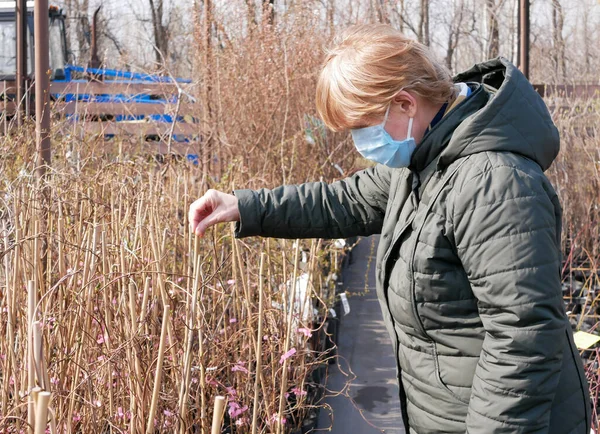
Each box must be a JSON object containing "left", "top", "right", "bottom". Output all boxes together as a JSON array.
[
  {"left": 546, "top": 97, "right": 600, "bottom": 430},
  {"left": 0, "top": 129, "right": 349, "bottom": 433}
]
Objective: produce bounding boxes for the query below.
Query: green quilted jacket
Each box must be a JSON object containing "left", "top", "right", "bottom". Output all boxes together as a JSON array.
[{"left": 234, "top": 58, "right": 591, "bottom": 433}]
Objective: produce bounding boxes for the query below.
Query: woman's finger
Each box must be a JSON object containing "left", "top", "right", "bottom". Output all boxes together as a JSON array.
[{"left": 188, "top": 196, "right": 213, "bottom": 233}]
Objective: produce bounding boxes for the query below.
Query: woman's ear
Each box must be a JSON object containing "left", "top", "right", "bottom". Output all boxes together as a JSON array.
[{"left": 392, "top": 90, "right": 417, "bottom": 118}]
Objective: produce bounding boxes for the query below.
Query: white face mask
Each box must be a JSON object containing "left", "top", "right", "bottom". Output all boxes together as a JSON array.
[{"left": 350, "top": 105, "right": 416, "bottom": 168}]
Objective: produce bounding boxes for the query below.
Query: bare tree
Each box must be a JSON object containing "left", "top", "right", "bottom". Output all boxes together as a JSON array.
[
  {"left": 551, "top": 0, "right": 566, "bottom": 80},
  {"left": 486, "top": 0, "right": 500, "bottom": 58},
  {"left": 326, "top": 0, "right": 335, "bottom": 36},
  {"left": 446, "top": 0, "right": 467, "bottom": 70},
  {"left": 263, "top": 0, "right": 276, "bottom": 27},
  {"left": 64, "top": 0, "right": 90, "bottom": 64},
  {"left": 391, "top": 0, "right": 419, "bottom": 36},
  {"left": 246, "top": 0, "right": 258, "bottom": 29},
  {"left": 374, "top": 0, "right": 391, "bottom": 24},
  {"left": 147, "top": 0, "right": 171, "bottom": 67},
  {"left": 398, "top": 0, "right": 405, "bottom": 33},
  {"left": 418, "top": 0, "right": 430, "bottom": 46}
]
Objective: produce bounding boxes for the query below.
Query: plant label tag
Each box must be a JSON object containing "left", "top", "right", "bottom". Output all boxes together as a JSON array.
[
  {"left": 329, "top": 308, "right": 337, "bottom": 318},
  {"left": 339, "top": 292, "right": 350, "bottom": 316},
  {"left": 573, "top": 331, "right": 600, "bottom": 350}
]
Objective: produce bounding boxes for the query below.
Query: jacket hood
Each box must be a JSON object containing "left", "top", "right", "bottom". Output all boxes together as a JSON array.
[{"left": 411, "top": 57, "right": 560, "bottom": 172}]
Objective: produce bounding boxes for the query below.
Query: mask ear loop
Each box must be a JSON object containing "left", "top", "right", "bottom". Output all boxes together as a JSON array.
[
  {"left": 382, "top": 104, "right": 391, "bottom": 126},
  {"left": 407, "top": 117, "right": 414, "bottom": 139}
]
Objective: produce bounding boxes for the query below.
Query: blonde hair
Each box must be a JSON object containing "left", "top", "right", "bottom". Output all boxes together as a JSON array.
[{"left": 316, "top": 24, "right": 456, "bottom": 132}]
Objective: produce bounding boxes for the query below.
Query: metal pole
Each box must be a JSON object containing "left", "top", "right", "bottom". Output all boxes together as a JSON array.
[
  {"left": 519, "top": 0, "right": 530, "bottom": 79},
  {"left": 35, "top": 0, "right": 51, "bottom": 178},
  {"left": 34, "top": 0, "right": 51, "bottom": 297},
  {"left": 16, "top": 0, "right": 27, "bottom": 126},
  {"left": 89, "top": 6, "right": 102, "bottom": 69}
]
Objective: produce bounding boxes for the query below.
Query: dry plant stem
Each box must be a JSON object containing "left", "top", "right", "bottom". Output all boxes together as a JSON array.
[
  {"left": 149, "top": 223, "right": 177, "bottom": 364},
  {"left": 66, "top": 226, "right": 94, "bottom": 433},
  {"left": 167, "top": 88, "right": 183, "bottom": 155},
  {"left": 178, "top": 254, "right": 202, "bottom": 433},
  {"left": 280, "top": 40, "right": 291, "bottom": 183},
  {"left": 33, "top": 220, "right": 40, "bottom": 294},
  {"left": 100, "top": 230, "right": 114, "bottom": 417},
  {"left": 2, "top": 221, "right": 15, "bottom": 414},
  {"left": 2, "top": 80, "right": 6, "bottom": 134},
  {"left": 127, "top": 281, "right": 143, "bottom": 433},
  {"left": 146, "top": 304, "right": 170, "bottom": 434},
  {"left": 251, "top": 253, "right": 266, "bottom": 434},
  {"left": 233, "top": 236, "right": 257, "bottom": 353},
  {"left": 27, "top": 280, "right": 37, "bottom": 434},
  {"left": 210, "top": 396, "right": 226, "bottom": 434},
  {"left": 140, "top": 276, "right": 151, "bottom": 335},
  {"left": 277, "top": 241, "right": 301, "bottom": 434},
  {"left": 34, "top": 391, "right": 51, "bottom": 434},
  {"left": 198, "top": 310, "right": 207, "bottom": 434}
]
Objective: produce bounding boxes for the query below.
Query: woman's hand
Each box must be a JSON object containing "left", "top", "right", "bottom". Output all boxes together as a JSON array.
[{"left": 188, "top": 189, "right": 240, "bottom": 237}]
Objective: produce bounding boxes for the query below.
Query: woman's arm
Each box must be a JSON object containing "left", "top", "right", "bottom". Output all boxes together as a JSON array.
[
  {"left": 189, "top": 164, "right": 394, "bottom": 240},
  {"left": 452, "top": 160, "right": 566, "bottom": 433}
]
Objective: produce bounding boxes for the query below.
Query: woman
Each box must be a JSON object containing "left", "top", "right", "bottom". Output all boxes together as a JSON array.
[{"left": 188, "top": 25, "right": 590, "bottom": 433}]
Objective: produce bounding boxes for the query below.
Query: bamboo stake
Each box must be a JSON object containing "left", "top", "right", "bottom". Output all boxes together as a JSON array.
[
  {"left": 251, "top": 253, "right": 266, "bottom": 434},
  {"left": 32, "top": 321, "right": 43, "bottom": 388},
  {"left": 31, "top": 386, "right": 42, "bottom": 404},
  {"left": 34, "top": 392, "right": 51, "bottom": 434},
  {"left": 32, "top": 320, "right": 56, "bottom": 433},
  {"left": 210, "top": 396, "right": 226, "bottom": 434},
  {"left": 146, "top": 304, "right": 170, "bottom": 434}
]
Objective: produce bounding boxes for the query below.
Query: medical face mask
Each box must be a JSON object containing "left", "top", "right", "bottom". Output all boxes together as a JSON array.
[{"left": 350, "top": 105, "right": 416, "bottom": 168}]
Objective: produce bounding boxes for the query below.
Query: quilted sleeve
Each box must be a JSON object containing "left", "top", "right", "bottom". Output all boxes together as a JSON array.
[
  {"left": 452, "top": 161, "right": 567, "bottom": 433},
  {"left": 233, "top": 164, "right": 394, "bottom": 239}
]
